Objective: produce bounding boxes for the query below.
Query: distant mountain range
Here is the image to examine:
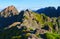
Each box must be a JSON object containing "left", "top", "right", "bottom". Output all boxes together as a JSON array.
[{"left": 35, "top": 6, "right": 60, "bottom": 17}]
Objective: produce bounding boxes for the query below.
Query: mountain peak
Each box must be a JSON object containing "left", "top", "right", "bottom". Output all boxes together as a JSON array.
[
  {"left": 8, "top": 5, "right": 15, "bottom": 10},
  {"left": 0, "top": 5, "right": 18, "bottom": 17}
]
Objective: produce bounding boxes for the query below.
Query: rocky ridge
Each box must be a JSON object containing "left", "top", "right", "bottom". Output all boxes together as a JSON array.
[{"left": 0, "top": 6, "right": 60, "bottom": 39}]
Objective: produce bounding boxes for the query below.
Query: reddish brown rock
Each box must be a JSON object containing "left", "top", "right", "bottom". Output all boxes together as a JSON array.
[{"left": 0, "top": 5, "right": 18, "bottom": 17}]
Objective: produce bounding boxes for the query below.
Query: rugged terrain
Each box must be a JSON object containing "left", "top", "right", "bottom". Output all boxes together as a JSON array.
[{"left": 0, "top": 5, "right": 60, "bottom": 39}]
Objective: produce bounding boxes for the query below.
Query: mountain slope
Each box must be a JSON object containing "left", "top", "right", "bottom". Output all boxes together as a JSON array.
[{"left": 0, "top": 6, "right": 60, "bottom": 39}]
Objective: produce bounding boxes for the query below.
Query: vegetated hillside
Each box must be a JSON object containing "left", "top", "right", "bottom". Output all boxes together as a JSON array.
[
  {"left": 36, "top": 6, "right": 60, "bottom": 17},
  {"left": 0, "top": 6, "right": 60, "bottom": 39}
]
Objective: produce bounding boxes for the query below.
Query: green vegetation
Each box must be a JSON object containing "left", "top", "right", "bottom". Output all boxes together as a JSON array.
[
  {"left": 11, "top": 36, "right": 21, "bottom": 39},
  {"left": 32, "top": 12, "right": 45, "bottom": 25},
  {"left": 24, "top": 15, "right": 28, "bottom": 19},
  {"left": 45, "top": 32, "right": 60, "bottom": 39},
  {"left": 46, "top": 22, "right": 53, "bottom": 27}
]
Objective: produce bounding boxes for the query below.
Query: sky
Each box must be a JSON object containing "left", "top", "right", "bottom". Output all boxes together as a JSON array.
[{"left": 0, "top": 0, "right": 60, "bottom": 11}]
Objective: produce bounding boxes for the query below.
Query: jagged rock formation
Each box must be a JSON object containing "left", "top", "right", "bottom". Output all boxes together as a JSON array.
[{"left": 5, "top": 22, "right": 21, "bottom": 29}]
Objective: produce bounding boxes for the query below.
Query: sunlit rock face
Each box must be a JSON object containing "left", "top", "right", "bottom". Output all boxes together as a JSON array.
[{"left": 0, "top": 5, "right": 19, "bottom": 17}]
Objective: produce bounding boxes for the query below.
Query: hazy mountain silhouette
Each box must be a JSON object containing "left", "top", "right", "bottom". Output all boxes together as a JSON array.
[{"left": 36, "top": 6, "right": 60, "bottom": 17}]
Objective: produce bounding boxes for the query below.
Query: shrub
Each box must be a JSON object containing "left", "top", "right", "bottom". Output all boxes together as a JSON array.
[{"left": 11, "top": 36, "right": 21, "bottom": 39}]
